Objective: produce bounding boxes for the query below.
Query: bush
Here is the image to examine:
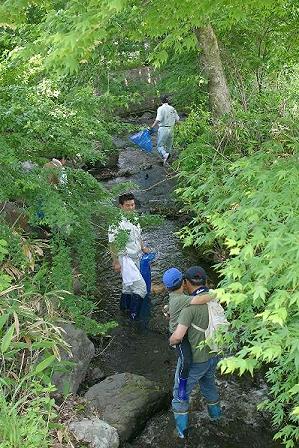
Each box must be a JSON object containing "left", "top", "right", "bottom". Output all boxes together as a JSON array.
[{"left": 176, "top": 128, "right": 299, "bottom": 446}]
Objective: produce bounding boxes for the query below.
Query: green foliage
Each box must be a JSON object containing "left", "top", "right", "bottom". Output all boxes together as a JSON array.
[
  {"left": 176, "top": 114, "right": 299, "bottom": 446},
  {"left": 1, "top": 1, "right": 299, "bottom": 446},
  {"left": 0, "top": 388, "right": 54, "bottom": 448},
  {"left": 50, "top": 235, "right": 73, "bottom": 292},
  {"left": 60, "top": 293, "right": 117, "bottom": 336},
  {"left": 157, "top": 51, "right": 206, "bottom": 110},
  {"left": 0, "top": 279, "right": 67, "bottom": 447}
]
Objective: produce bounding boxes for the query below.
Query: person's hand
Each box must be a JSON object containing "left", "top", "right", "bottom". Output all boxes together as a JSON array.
[
  {"left": 113, "top": 261, "right": 121, "bottom": 273},
  {"left": 163, "top": 304, "right": 170, "bottom": 319}
]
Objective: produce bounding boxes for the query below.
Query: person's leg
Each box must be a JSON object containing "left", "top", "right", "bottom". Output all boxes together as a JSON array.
[
  {"left": 165, "top": 128, "right": 174, "bottom": 154},
  {"left": 120, "top": 282, "right": 132, "bottom": 312},
  {"left": 175, "top": 336, "right": 192, "bottom": 400},
  {"left": 129, "top": 276, "right": 147, "bottom": 321},
  {"left": 198, "top": 355, "right": 221, "bottom": 420},
  {"left": 157, "top": 127, "right": 168, "bottom": 158},
  {"left": 172, "top": 360, "right": 204, "bottom": 438},
  {"left": 138, "top": 293, "right": 151, "bottom": 329}
]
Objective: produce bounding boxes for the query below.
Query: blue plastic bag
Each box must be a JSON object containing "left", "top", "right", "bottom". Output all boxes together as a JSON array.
[
  {"left": 129, "top": 129, "right": 153, "bottom": 153},
  {"left": 139, "top": 252, "right": 156, "bottom": 328},
  {"left": 140, "top": 252, "right": 156, "bottom": 294}
]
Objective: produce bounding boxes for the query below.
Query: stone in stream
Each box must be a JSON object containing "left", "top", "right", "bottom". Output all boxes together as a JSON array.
[
  {"left": 52, "top": 323, "right": 95, "bottom": 395},
  {"left": 112, "top": 136, "right": 131, "bottom": 149},
  {"left": 84, "top": 372, "right": 169, "bottom": 441},
  {"left": 68, "top": 418, "right": 119, "bottom": 448}
]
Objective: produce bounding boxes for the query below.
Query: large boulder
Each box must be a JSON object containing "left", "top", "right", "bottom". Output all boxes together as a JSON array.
[
  {"left": 68, "top": 418, "right": 119, "bottom": 448},
  {"left": 52, "top": 323, "right": 95, "bottom": 395},
  {"left": 84, "top": 373, "right": 169, "bottom": 441}
]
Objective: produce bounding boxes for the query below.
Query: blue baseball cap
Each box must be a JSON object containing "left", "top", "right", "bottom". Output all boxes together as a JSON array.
[{"left": 163, "top": 267, "right": 183, "bottom": 289}]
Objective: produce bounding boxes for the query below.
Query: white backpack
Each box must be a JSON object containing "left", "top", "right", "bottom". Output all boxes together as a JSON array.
[{"left": 191, "top": 299, "right": 229, "bottom": 351}]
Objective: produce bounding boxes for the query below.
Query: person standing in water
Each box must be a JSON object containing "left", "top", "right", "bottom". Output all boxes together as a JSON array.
[
  {"left": 150, "top": 95, "right": 180, "bottom": 165},
  {"left": 108, "top": 193, "right": 150, "bottom": 321},
  {"left": 169, "top": 266, "right": 222, "bottom": 439}
]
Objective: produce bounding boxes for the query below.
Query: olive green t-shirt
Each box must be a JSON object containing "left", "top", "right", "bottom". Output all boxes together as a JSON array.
[
  {"left": 168, "top": 292, "right": 192, "bottom": 333},
  {"left": 178, "top": 304, "right": 212, "bottom": 363}
]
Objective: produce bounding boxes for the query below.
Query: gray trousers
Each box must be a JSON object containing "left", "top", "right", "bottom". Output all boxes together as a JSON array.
[{"left": 157, "top": 127, "right": 174, "bottom": 157}]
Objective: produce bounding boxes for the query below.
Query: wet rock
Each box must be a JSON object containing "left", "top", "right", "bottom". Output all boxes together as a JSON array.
[
  {"left": 148, "top": 198, "right": 179, "bottom": 217},
  {"left": 68, "top": 418, "right": 119, "bottom": 448},
  {"left": 94, "top": 169, "right": 119, "bottom": 181},
  {"left": 88, "top": 367, "right": 106, "bottom": 382},
  {"left": 84, "top": 372, "right": 169, "bottom": 441},
  {"left": 112, "top": 136, "right": 131, "bottom": 149},
  {"left": 140, "top": 112, "right": 155, "bottom": 121},
  {"left": 52, "top": 323, "right": 95, "bottom": 395},
  {"left": 118, "top": 148, "right": 153, "bottom": 175}
]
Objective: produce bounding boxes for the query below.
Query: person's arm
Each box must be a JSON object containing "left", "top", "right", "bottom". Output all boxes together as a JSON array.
[
  {"left": 169, "top": 305, "right": 195, "bottom": 345},
  {"left": 109, "top": 243, "right": 121, "bottom": 272},
  {"left": 163, "top": 304, "right": 170, "bottom": 320},
  {"left": 190, "top": 293, "right": 212, "bottom": 305},
  {"left": 169, "top": 324, "right": 188, "bottom": 345},
  {"left": 151, "top": 107, "right": 163, "bottom": 129},
  {"left": 150, "top": 118, "right": 160, "bottom": 129},
  {"left": 141, "top": 241, "right": 151, "bottom": 253},
  {"left": 108, "top": 225, "right": 121, "bottom": 272}
]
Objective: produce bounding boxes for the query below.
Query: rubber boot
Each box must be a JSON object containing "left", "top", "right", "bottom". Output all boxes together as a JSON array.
[
  {"left": 129, "top": 294, "right": 143, "bottom": 320},
  {"left": 173, "top": 412, "right": 189, "bottom": 439},
  {"left": 120, "top": 293, "right": 131, "bottom": 312},
  {"left": 178, "top": 378, "right": 188, "bottom": 401},
  {"left": 207, "top": 401, "right": 222, "bottom": 421}
]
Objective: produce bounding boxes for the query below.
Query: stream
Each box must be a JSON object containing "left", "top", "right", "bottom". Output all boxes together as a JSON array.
[{"left": 92, "top": 113, "right": 281, "bottom": 448}]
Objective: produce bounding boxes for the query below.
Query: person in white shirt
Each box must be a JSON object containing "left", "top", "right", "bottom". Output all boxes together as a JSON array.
[
  {"left": 150, "top": 95, "right": 180, "bottom": 165},
  {"left": 108, "top": 193, "right": 150, "bottom": 320}
]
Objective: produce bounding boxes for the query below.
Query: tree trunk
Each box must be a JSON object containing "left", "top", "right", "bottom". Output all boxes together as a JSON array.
[{"left": 195, "top": 25, "right": 231, "bottom": 118}]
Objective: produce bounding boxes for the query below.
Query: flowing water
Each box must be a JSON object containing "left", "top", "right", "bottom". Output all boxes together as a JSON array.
[{"left": 93, "top": 115, "right": 281, "bottom": 448}]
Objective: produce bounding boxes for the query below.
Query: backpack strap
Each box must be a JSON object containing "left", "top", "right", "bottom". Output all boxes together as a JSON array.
[{"left": 191, "top": 323, "right": 206, "bottom": 333}]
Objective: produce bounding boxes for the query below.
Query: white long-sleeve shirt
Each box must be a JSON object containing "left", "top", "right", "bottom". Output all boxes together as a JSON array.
[{"left": 156, "top": 103, "right": 180, "bottom": 127}]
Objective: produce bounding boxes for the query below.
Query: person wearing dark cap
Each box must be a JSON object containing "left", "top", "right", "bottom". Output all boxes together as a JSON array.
[
  {"left": 162, "top": 268, "right": 213, "bottom": 402},
  {"left": 150, "top": 95, "right": 180, "bottom": 165},
  {"left": 169, "top": 266, "right": 221, "bottom": 439}
]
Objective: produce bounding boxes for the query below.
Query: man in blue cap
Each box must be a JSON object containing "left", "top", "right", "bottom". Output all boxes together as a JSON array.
[{"left": 168, "top": 266, "right": 221, "bottom": 439}]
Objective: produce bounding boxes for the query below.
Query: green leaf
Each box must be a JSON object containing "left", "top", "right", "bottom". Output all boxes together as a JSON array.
[
  {"left": 1, "top": 323, "right": 15, "bottom": 353},
  {"left": 34, "top": 355, "right": 56, "bottom": 374},
  {"left": 0, "top": 314, "right": 10, "bottom": 332}
]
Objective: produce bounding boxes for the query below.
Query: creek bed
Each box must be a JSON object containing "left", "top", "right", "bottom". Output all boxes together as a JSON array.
[{"left": 92, "top": 126, "right": 281, "bottom": 448}]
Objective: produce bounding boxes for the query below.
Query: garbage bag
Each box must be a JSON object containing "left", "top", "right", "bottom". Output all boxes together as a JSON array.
[
  {"left": 140, "top": 252, "right": 156, "bottom": 294},
  {"left": 129, "top": 129, "right": 153, "bottom": 152},
  {"left": 139, "top": 252, "right": 156, "bottom": 328}
]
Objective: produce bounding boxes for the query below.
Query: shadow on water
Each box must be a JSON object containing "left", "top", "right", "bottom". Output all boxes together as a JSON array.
[{"left": 93, "top": 128, "right": 281, "bottom": 448}]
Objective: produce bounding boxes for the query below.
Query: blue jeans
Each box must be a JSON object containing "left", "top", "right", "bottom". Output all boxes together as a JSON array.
[{"left": 172, "top": 355, "right": 220, "bottom": 413}]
